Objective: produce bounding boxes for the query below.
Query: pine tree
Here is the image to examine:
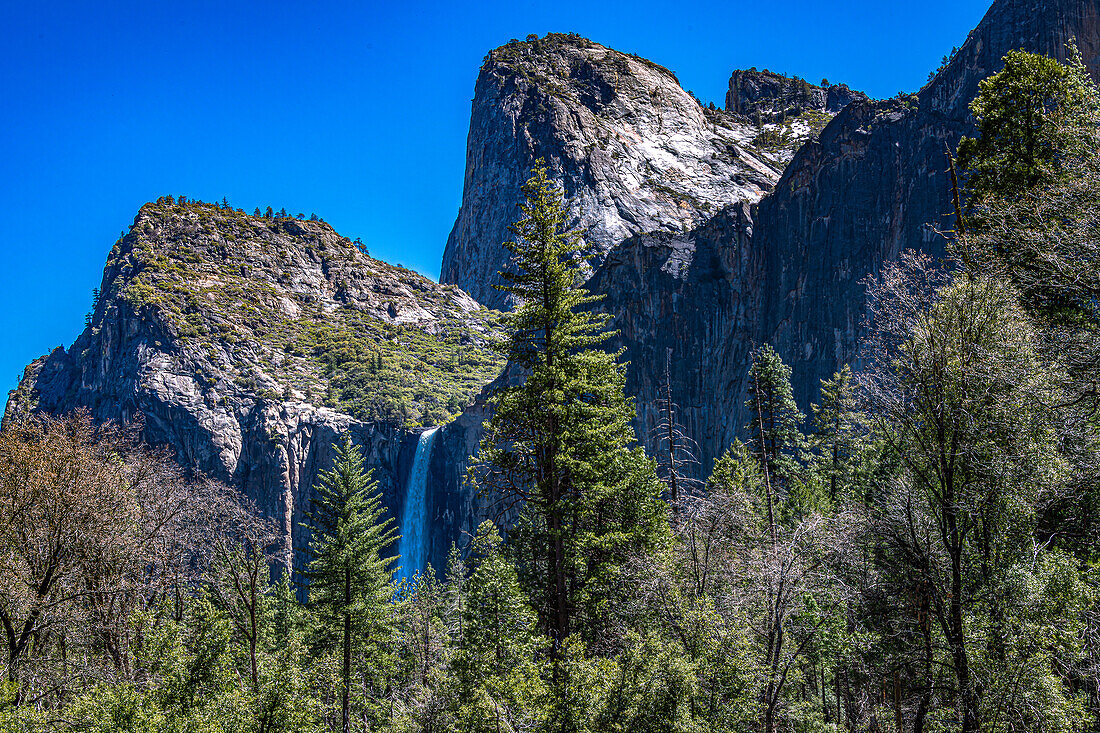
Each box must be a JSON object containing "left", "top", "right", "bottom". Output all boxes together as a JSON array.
[
  {"left": 745, "top": 343, "right": 804, "bottom": 493},
  {"left": 300, "top": 433, "right": 397, "bottom": 733},
  {"left": 450, "top": 522, "right": 544, "bottom": 731},
  {"left": 808, "top": 365, "right": 867, "bottom": 504},
  {"left": 459, "top": 522, "right": 539, "bottom": 676},
  {"left": 472, "top": 159, "right": 668, "bottom": 653}
]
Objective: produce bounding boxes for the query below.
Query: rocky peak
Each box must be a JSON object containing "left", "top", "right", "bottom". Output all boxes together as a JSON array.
[
  {"left": 6, "top": 200, "right": 508, "bottom": 568},
  {"left": 920, "top": 0, "right": 1100, "bottom": 117},
  {"left": 725, "top": 69, "right": 866, "bottom": 122},
  {"left": 80, "top": 199, "right": 504, "bottom": 428},
  {"left": 441, "top": 33, "right": 787, "bottom": 309}
]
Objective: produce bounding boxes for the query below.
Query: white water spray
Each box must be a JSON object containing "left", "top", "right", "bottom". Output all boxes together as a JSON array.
[{"left": 397, "top": 426, "right": 439, "bottom": 582}]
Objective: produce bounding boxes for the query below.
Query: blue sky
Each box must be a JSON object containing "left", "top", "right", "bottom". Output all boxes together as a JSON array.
[{"left": 1, "top": 0, "right": 991, "bottom": 397}]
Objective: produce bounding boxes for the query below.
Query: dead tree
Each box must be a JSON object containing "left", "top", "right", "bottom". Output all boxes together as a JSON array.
[{"left": 651, "top": 349, "right": 702, "bottom": 522}]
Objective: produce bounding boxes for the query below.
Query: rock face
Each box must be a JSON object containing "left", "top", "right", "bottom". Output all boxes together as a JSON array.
[
  {"left": 751, "top": 0, "right": 1100, "bottom": 426},
  {"left": 443, "top": 0, "right": 1100, "bottom": 479},
  {"left": 587, "top": 204, "right": 759, "bottom": 470},
  {"left": 725, "top": 69, "right": 866, "bottom": 122},
  {"left": 440, "top": 33, "right": 854, "bottom": 309},
  {"left": 6, "top": 200, "right": 505, "bottom": 568}
]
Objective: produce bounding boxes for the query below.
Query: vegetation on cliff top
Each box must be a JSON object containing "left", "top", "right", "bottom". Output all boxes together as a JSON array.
[
  {"left": 102, "top": 197, "right": 504, "bottom": 427},
  {"left": 486, "top": 32, "right": 680, "bottom": 85}
]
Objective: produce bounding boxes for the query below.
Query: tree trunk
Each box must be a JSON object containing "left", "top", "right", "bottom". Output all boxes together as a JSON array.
[
  {"left": 548, "top": 505, "right": 568, "bottom": 651},
  {"left": 914, "top": 584, "right": 933, "bottom": 733},
  {"left": 544, "top": 313, "right": 569, "bottom": 657},
  {"left": 892, "top": 670, "right": 903, "bottom": 733},
  {"left": 249, "top": 583, "right": 259, "bottom": 690},
  {"left": 945, "top": 510, "right": 979, "bottom": 733},
  {"left": 835, "top": 669, "right": 843, "bottom": 730},
  {"left": 762, "top": 609, "right": 784, "bottom": 733},
  {"left": 343, "top": 568, "right": 352, "bottom": 733},
  {"left": 821, "top": 666, "right": 828, "bottom": 723}
]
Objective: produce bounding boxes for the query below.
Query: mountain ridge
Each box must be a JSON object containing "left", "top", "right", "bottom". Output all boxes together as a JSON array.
[{"left": 5, "top": 198, "right": 505, "bottom": 567}]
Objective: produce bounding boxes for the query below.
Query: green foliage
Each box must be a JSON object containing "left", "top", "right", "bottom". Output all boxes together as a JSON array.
[
  {"left": 299, "top": 433, "right": 397, "bottom": 732},
  {"left": 597, "top": 631, "right": 702, "bottom": 733},
  {"left": 863, "top": 250, "right": 1079, "bottom": 732},
  {"left": 54, "top": 599, "right": 324, "bottom": 733},
  {"left": 542, "top": 636, "right": 613, "bottom": 733},
  {"left": 958, "top": 49, "right": 1100, "bottom": 333},
  {"left": 958, "top": 45, "right": 1100, "bottom": 205},
  {"left": 954, "top": 51, "right": 1100, "bottom": 576},
  {"left": 975, "top": 551, "right": 1092, "bottom": 733},
  {"left": 448, "top": 523, "right": 546, "bottom": 732},
  {"left": 806, "top": 365, "right": 869, "bottom": 505},
  {"left": 112, "top": 198, "right": 504, "bottom": 428},
  {"left": 304, "top": 310, "right": 504, "bottom": 427},
  {"left": 473, "top": 159, "right": 670, "bottom": 652},
  {"left": 745, "top": 343, "right": 804, "bottom": 492}
]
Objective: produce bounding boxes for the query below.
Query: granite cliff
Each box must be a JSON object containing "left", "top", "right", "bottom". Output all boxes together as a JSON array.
[
  {"left": 6, "top": 199, "right": 505, "bottom": 568},
  {"left": 751, "top": 0, "right": 1100, "bottom": 429},
  {"left": 440, "top": 33, "right": 856, "bottom": 309},
  {"left": 441, "top": 0, "right": 1100, "bottom": 479},
  {"left": 725, "top": 69, "right": 866, "bottom": 123}
]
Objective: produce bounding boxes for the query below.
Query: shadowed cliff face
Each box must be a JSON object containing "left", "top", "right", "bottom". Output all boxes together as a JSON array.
[
  {"left": 587, "top": 204, "right": 760, "bottom": 472},
  {"left": 752, "top": 0, "right": 1100, "bottom": 432}
]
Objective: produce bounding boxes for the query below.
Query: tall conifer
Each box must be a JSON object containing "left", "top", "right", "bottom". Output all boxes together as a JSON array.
[
  {"left": 745, "top": 343, "right": 804, "bottom": 493},
  {"left": 472, "top": 159, "right": 668, "bottom": 654},
  {"left": 300, "top": 432, "right": 397, "bottom": 733}
]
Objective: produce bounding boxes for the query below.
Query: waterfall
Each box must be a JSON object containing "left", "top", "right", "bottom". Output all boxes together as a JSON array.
[{"left": 397, "top": 426, "right": 439, "bottom": 583}]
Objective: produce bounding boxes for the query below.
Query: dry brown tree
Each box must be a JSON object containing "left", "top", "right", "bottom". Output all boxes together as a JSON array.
[{"left": 0, "top": 410, "right": 249, "bottom": 711}]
